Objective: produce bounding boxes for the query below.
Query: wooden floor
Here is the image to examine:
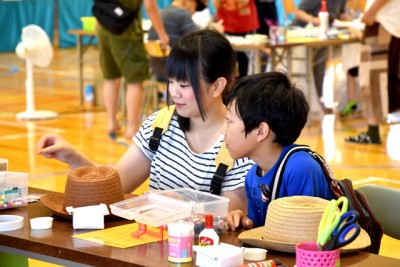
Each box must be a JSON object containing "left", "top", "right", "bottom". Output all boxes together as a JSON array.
[{"left": 0, "top": 47, "right": 399, "bottom": 266}]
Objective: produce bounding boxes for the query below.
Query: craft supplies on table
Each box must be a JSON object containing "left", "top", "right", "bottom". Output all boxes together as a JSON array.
[
  {"left": 193, "top": 243, "right": 243, "bottom": 267},
  {"left": 199, "top": 214, "right": 219, "bottom": 246},
  {"left": 110, "top": 188, "right": 229, "bottom": 237},
  {"left": 317, "top": 197, "right": 361, "bottom": 251},
  {"left": 0, "top": 171, "right": 28, "bottom": 210},
  {"left": 167, "top": 221, "right": 194, "bottom": 263},
  {"left": 0, "top": 215, "right": 24, "bottom": 231}
]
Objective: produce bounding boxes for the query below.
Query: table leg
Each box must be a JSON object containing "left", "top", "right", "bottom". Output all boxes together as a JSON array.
[{"left": 77, "top": 35, "right": 84, "bottom": 107}]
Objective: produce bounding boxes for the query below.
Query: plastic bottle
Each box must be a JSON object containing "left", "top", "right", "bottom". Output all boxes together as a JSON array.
[
  {"left": 84, "top": 84, "right": 94, "bottom": 109},
  {"left": 198, "top": 214, "right": 219, "bottom": 246},
  {"left": 318, "top": 0, "right": 329, "bottom": 39}
]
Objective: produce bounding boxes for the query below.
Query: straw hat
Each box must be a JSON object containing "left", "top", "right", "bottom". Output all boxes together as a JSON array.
[
  {"left": 239, "top": 196, "right": 371, "bottom": 253},
  {"left": 40, "top": 166, "right": 135, "bottom": 219}
]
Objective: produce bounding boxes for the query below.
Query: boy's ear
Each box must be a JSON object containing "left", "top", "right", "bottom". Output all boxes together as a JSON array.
[
  {"left": 212, "top": 77, "right": 227, "bottom": 97},
  {"left": 256, "top": 122, "right": 270, "bottom": 141}
]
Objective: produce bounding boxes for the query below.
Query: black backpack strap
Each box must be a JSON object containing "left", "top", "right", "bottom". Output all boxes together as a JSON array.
[
  {"left": 270, "top": 145, "right": 311, "bottom": 201},
  {"left": 149, "top": 127, "right": 163, "bottom": 151},
  {"left": 209, "top": 163, "right": 229, "bottom": 195},
  {"left": 149, "top": 105, "right": 176, "bottom": 151}
]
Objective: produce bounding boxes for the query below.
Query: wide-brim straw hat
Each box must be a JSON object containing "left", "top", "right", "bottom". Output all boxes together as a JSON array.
[
  {"left": 239, "top": 196, "right": 371, "bottom": 253},
  {"left": 40, "top": 166, "right": 135, "bottom": 219}
]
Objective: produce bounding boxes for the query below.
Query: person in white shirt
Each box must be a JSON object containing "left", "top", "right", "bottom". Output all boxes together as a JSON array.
[{"left": 37, "top": 30, "right": 254, "bottom": 211}]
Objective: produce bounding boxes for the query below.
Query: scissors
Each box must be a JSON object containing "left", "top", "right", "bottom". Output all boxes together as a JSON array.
[
  {"left": 323, "top": 210, "right": 361, "bottom": 250},
  {"left": 317, "top": 196, "right": 349, "bottom": 249}
]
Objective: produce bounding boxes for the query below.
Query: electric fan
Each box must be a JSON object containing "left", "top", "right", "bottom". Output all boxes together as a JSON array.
[{"left": 15, "top": 24, "right": 58, "bottom": 120}]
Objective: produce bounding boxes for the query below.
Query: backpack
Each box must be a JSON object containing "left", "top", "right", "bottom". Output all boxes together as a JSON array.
[
  {"left": 92, "top": 0, "right": 137, "bottom": 35},
  {"left": 270, "top": 145, "right": 383, "bottom": 254},
  {"left": 149, "top": 105, "right": 235, "bottom": 196}
]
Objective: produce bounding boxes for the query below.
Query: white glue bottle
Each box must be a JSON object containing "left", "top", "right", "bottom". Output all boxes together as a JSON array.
[
  {"left": 318, "top": 0, "right": 329, "bottom": 39},
  {"left": 198, "top": 214, "right": 219, "bottom": 246}
]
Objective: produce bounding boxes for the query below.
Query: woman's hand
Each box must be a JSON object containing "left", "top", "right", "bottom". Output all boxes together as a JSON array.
[{"left": 37, "top": 134, "right": 95, "bottom": 169}]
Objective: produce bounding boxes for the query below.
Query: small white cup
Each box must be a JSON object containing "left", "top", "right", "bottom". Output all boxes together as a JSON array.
[{"left": 30, "top": 217, "right": 54, "bottom": 230}]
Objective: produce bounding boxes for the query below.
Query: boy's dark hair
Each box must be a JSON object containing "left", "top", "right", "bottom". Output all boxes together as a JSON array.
[
  {"left": 165, "top": 29, "right": 236, "bottom": 131},
  {"left": 226, "top": 72, "right": 310, "bottom": 146}
]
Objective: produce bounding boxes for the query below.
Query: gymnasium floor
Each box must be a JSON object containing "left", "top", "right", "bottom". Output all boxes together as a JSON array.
[{"left": 0, "top": 46, "right": 399, "bottom": 266}]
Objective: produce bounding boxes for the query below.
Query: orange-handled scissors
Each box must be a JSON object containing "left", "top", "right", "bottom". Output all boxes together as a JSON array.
[{"left": 317, "top": 196, "right": 349, "bottom": 249}]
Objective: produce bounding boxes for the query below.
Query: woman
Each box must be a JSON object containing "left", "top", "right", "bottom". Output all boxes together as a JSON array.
[{"left": 37, "top": 30, "right": 254, "bottom": 211}]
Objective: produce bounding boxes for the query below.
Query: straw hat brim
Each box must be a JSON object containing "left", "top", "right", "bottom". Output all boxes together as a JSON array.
[
  {"left": 238, "top": 226, "right": 371, "bottom": 253},
  {"left": 40, "top": 192, "right": 136, "bottom": 220}
]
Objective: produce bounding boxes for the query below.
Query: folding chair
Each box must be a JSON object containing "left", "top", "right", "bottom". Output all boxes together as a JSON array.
[{"left": 358, "top": 184, "right": 400, "bottom": 239}]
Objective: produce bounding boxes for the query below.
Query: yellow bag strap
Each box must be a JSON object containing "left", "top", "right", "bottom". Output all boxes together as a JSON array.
[
  {"left": 150, "top": 104, "right": 235, "bottom": 195},
  {"left": 215, "top": 142, "right": 234, "bottom": 173},
  {"left": 151, "top": 105, "right": 176, "bottom": 134}
]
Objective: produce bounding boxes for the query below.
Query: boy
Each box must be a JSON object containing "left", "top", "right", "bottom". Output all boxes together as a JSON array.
[{"left": 224, "top": 72, "right": 333, "bottom": 231}]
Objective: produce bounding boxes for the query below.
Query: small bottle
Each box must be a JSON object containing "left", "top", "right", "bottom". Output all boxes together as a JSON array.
[
  {"left": 318, "top": 0, "right": 329, "bottom": 39},
  {"left": 84, "top": 84, "right": 94, "bottom": 109},
  {"left": 198, "top": 214, "right": 219, "bottom": 246}
]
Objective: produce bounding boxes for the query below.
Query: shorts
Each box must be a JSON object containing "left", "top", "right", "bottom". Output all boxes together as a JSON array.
[{"left": 97, "top": 27, "right": 150, "bottom": 83}]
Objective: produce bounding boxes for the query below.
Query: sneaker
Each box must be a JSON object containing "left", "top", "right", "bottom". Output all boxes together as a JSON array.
[
  {"left": 340, "top": 101, "right": 357, "bottom": 117},
  {"left": 345, "top": 132, "right": 381, "bottom": 144},
  {"left": 386, "top": 111, "right": 400, "bottom": 124}
]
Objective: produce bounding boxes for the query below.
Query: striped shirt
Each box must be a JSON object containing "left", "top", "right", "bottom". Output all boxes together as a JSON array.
[{"left": 134, "top": 111, "right": 254, "bottom": 193}]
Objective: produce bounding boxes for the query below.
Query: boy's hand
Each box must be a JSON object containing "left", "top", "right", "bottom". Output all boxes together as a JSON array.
[{"left": 227, "top": 209, "right": 254, "bottom": 231}]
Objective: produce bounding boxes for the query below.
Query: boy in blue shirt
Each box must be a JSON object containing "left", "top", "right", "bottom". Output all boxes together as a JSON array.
[{"left": 225, "top": 72, "right": 333, "bottom": 231}]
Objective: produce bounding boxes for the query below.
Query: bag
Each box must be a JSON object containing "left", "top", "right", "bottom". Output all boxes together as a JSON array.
[
  {"left": 270, "top": 145, "right": 383, "bottom": 254},
  {"left": 149, "top": 105, "right": 235, "bottom": 196},
  {"left": 92, "top": 0, "right": 136, "bottom": 35}
]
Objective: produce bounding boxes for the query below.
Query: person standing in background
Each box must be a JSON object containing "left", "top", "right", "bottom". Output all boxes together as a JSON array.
[
  {"left": 97, "top": 0, "right": 169, "bottom": 140},
  {"left": 293, "top": 0, "right": 350, "bottom": 112},
  {"left": 362, "top": 0, "right": 400, "bottom": 118},
  {"left": 147, "top": 0, "right": 224, "bottom": 82},
  {"left": 147, "top": 0, "right": 201, "bottom": 82},
  {"left": 254, "top": 0, "right": 278, "bottom": 36},
  {"left": 212, "top": 0, "right": 259, "bottom": 78},
  {"left": 346, "top": 0, "right": 400, "bottom": 143}
]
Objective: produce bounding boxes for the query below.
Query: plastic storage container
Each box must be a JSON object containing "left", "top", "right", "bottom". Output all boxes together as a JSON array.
[
  {"left": 81, "top": 17, "right": 96, "bottom": 32},
  {"left": 0, "top": 172, "right": 28, "bottom": 210},
  {"left": 110, "top": 192, "right": 192, "bottom": 227},
  {"left": 110, "top": 188, "right": 230, "bottom": 231}
]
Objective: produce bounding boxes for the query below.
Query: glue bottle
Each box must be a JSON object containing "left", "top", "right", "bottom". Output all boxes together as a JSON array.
[
  {"left": 198, "top": 214, "right": 219, "bottom": 246},
  {"left": 318, "top": 0, "right": 329, "bottom": 39}
]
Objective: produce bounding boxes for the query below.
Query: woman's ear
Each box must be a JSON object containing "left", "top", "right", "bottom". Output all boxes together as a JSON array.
[
  {"left": 212, "top": 77, "right": 227, "bottom": 97},
  {"left": 256, "top": 122, "right": 270, "bottom": 142}
]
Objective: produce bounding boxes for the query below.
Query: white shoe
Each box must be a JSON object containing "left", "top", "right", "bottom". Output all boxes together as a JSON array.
[{"left": 386, "top": 111, "right": 400, "bottom": 124}]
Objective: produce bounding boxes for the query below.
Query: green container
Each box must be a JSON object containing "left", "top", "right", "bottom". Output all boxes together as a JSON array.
[{"left": 81, "top": 17, "right": 96, "bottom": 32}]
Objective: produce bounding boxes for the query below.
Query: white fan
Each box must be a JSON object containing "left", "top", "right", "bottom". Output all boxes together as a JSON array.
[{"left": 15, "top": 25, "right": 58, "bottom": 120}]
